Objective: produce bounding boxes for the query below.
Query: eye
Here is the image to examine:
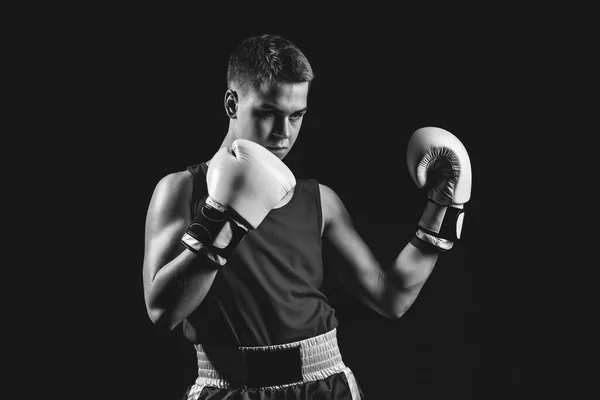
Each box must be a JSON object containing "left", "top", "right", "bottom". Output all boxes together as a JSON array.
[
  {"left": 256, "top": 110, "right": 277, "bottom": 118},
  {"left": 290, "top": 112, "right": 305, "bottom": 121}
]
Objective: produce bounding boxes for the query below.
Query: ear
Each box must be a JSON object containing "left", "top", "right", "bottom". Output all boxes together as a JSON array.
[{"left": 224, "top": 89, "right": 238, "bottom": 119}]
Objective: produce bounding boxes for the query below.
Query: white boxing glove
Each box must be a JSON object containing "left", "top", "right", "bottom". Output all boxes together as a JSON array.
[
  {"left": 181, "top": 139, "right": 296, "bottom": 266},
  {"left": 407, "top": 127, "right": 472, "bottom": 251}
]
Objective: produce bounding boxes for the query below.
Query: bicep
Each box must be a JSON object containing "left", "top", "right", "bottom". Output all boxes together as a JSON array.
[{"left": 142, "top": 172, "right": 192, "bottom": 293}]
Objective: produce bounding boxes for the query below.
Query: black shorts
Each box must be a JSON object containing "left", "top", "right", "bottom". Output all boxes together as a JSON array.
[{"left": 181, "top": 328, "right": 363, "bottom": 399}]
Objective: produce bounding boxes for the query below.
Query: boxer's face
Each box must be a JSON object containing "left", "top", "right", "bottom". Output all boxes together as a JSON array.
[{"left": 227, "top": 81, "right": 309, "bottom": 159}]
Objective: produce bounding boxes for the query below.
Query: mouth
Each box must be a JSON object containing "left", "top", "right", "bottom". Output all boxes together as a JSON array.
[{"left": 266, "top": 146, "right": 287, "bottom": 152}]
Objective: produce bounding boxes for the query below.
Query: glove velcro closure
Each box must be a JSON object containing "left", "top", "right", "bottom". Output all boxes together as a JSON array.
[
  {"left": 413, "top": 201, "right": 465, "bottom": 252},
  {"left": 419, "top": 201, "right": 465, "bottom": 241},
  {"left": 180, "top": 198, "right": 253, "bottom": 267},
  {"left": 411, "top": 229, "right": 453, "bottom": 252}
]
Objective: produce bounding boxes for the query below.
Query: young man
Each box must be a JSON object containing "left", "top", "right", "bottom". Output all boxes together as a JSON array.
[{"left": 142, "top": 34, "right": 472, "bottom": 400}]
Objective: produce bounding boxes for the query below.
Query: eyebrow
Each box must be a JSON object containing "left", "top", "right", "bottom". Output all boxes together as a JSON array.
[{"left": 257, "top": 104, "right": 308, "bottom": 114}]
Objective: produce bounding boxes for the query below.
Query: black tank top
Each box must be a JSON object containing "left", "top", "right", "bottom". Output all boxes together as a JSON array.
[{"left": 184, "top": 163, "right": 339, "bottom": 346}]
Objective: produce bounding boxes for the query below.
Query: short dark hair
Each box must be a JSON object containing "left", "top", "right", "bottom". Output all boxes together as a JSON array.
[{"left": 227, "top": 34, "right": 314, "bottom": 95}]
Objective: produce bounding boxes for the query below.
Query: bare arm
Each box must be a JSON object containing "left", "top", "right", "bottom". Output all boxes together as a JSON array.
[
  {"left": 142, "top": 171, "right": 220, "bottom": 332},
  {"left": 320, "top": 184, "right": 439, "bottom": 320}
]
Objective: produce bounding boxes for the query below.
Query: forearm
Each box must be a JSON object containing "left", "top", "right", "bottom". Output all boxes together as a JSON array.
[
  {"left": 146, "top": 249, "right": 219, "bottom": 331},
  {"left": 381, "top": 242, "right": 439, "bottom": 318},
  {"left": 391, "top": 241, "right": 439, "bottom": 289}
]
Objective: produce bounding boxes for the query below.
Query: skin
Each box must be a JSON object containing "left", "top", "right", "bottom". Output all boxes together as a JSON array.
[{"left": 142, "top": 79, "right": 439, "bottom": 335}]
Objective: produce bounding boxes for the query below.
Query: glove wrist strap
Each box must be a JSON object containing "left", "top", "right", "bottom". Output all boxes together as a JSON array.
[
  {"left": 180, "top": 197, "right": 253, "bottom": 267},
  {"left": 411, "top": 229, "right": 453, "bottom": 252},
  {"left": 418, "top": 200, "right": 465, "bottom": 241},
  {"left": 413, "top": 200, "right": 466, "bottom": 252}
]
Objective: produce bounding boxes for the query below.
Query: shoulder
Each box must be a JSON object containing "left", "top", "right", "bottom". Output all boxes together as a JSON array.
[
  {"left": 318, "top": 183, "right": 337, "bottom": 203},
  {"left": 318, "top": 183, "right": 345, "bottom": 206},
  {"left": 153, "top": 170, "right": 193, "bottom": 198},
  {"left": 318, "top": 183, "right": 349, "bottom": 228},
  {"left": 147, "top": 170, "right": 194, "bottom": 218}
]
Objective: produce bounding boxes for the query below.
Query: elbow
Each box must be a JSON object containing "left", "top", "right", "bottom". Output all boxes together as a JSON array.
[
  {"left": 386, "top": 307, "right": 407, "bottom": 321},
  {"left": 373, "top": 303, "right": 406, "bottom": 320},
  {"left": 147, "top": 306, "right": 163, "bottom": 325},
  {"left": 383, "top": 298, "right": 415, "bottom": 320},
  {"left": 147, "top": 306, "right": 179, "bottom": 333},
  {"left": 384, "top": 281, "right": 422, "bottom": 320},
  {"left": 145, "top": 289, "right": 181, "bottom": 333}
]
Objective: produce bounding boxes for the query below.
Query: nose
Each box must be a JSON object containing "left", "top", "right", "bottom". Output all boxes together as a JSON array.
[{"left": 272, "top": 117, "right": 290, "bottom": 139}]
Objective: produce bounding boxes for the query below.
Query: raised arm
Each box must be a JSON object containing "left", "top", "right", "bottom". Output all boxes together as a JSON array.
[
  {"left": 142, "top": 171, "right": 221, "bottom": 332},
  {"left": 321, "top": 127, "right": 472, "bottom": 319},
  {"left": 143, "top": 139, "right": 296, "bottom": 332},
  {"left": 321, "top": 184, "right": 438, "bottom": 319}
]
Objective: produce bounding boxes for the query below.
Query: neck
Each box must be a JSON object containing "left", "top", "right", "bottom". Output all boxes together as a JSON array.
[
  {"left": 220, "top": 124, "right": 237, "bottom": 148},
  {"left": 207, "top": 125, "right": 236, "bottom": 167}
]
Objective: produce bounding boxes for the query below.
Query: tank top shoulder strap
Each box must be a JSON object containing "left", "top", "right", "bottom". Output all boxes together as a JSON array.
[
  {"left": 298, "top": 178, "right": 323, "bottom": 236},
  {"left": 268, "top": 177, "right": 322, "bottom": 237},
  {"left": 186, "top": 162, "right": 208, "bottom": 216},
  {"left": 186, "top": 162, "right": 208, "bottom": 179},
  {"left": 300, "top": 178, "right": 319, "bottom": 195}
]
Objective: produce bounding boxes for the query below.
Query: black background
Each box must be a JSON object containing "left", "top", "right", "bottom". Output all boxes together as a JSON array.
[{"left": 4, "top": 8, "right": 596, "bottom": 400}]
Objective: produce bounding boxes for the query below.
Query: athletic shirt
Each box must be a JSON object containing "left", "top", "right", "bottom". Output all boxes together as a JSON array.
[{"left": 184, "top": 162, "right": 339, "bottom": 346}]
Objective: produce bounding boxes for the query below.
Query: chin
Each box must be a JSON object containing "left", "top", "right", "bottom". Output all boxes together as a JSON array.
[{"left": 267, "top": 149, "right": 288, "bottom": 160}]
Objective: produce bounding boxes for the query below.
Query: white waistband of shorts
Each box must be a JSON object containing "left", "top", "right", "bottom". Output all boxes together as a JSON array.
[{"left": 193, "top": 328, "right": 347, "bottom": 390}]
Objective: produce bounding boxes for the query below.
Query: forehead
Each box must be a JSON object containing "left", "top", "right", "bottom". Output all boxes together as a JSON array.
[{"left": 245, "top": 81, "right": 309, "bottom": 110}]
